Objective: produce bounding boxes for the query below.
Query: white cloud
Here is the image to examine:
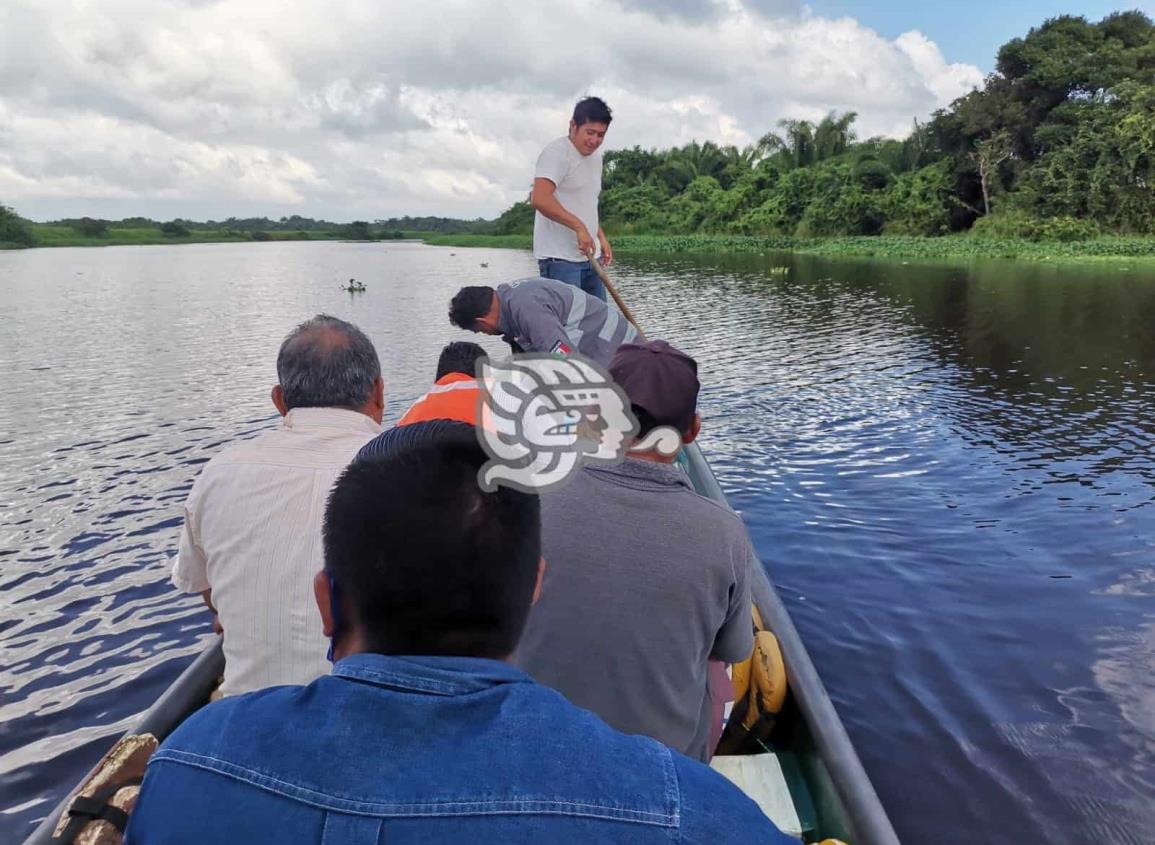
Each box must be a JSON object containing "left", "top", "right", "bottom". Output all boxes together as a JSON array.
[
  {"left": 0, "top": 0, "right": 983, "bottom": 220},
  {"left": 895, "top": 30, "right": 989, "bottom": 108}
]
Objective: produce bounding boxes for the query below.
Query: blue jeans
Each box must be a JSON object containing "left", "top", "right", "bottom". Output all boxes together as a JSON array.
[{"left": 538, "top": 258, "right": 606, "bottom": 301}]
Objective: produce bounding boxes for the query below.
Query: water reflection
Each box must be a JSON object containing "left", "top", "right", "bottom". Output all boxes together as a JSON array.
[
  {"left": 615, "top": 250, "right": 1155, "bottom": 842},
  {"left": 1, "top": 242, "right": 1153, "bottom": 844}
]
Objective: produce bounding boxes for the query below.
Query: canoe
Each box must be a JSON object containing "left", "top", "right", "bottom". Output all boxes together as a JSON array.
[
  {"left": 23, "top": 440, "right": 898, "bottom": 845},
  {"left": 680, "top": 443, "right": 899, "bottom": 844}
]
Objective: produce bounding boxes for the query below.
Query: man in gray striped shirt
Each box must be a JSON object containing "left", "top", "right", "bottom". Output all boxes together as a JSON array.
[{"left": 449, "top": 277, "right": 638, "bottom": 367}]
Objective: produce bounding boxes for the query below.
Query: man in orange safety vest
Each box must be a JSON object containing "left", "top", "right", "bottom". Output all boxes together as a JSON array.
[{"left": 398, "top": 341, "right": 487, "bottom": 428}]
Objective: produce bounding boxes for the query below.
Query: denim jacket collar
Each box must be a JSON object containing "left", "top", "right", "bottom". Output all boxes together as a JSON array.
[{"left": 332, "top": 653, "right": 532, "bottom": 697}]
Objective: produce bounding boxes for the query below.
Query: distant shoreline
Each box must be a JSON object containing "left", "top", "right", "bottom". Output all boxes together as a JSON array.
[
  {"left": 0, "top": 225, "right": 384, "bottom": 250},
  {"left": 6, "top": 229, "right": 1155, "bottom": 266}
]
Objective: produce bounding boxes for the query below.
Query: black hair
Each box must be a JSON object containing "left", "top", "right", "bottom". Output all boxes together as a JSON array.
[
  {"left": 448, "top": 286, "right": 496, "bottom": 331},
  {"left": 356, "top": 418, "right": 473, "bottom": 463},
  {"left": 276, "top": 315, "right": 380, "bottom": 410},
  {"left": 435, "top": 341, "right": 488, "bottom": 380},
  {"left": 573, "top": 96, "right": 613, "bottom": 127},
  {"left": 324, "top": 421, "right": 542, "bottom": 659},
  {"left": 632, "top": 404, "right": 660, "bottom": 438}
]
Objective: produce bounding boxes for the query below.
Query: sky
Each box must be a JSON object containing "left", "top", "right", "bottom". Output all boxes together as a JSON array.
[
  {"left": 806, "top": 0, "right": 1151, "bottom": 68},
  {"left": 0, "top": 0, "right": 1147, "bottom": 222}
]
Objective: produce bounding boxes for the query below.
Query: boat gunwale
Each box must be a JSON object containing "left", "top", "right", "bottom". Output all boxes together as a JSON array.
[{"left": 681, "top": 442, "right": 900, "bottom": 845}]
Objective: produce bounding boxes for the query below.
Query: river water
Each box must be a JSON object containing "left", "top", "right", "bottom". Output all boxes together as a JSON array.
[{"left": 1, "top": 241, "right": 1152, "bottom": 844}]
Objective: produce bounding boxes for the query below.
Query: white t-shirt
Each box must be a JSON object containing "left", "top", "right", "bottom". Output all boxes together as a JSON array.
[
  {"left": 171, "top": 407, "right": 381, "bottom": 696},
  {"left": 533, "top": 135, "right": 603, "bottom": 262}
]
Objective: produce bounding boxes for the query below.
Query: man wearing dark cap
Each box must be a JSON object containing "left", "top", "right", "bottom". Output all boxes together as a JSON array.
[{"left": 514, "top": 339, "right": 755, "bottom": 762}]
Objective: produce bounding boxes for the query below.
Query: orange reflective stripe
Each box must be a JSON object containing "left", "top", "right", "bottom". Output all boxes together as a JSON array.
[{"left": 425, "top": 380, "right": 483, "bottom": 396}]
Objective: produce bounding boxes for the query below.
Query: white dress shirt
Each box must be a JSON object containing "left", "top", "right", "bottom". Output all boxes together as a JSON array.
[{"left": 172, "top": 407, "right": 381, "bottom": 696}]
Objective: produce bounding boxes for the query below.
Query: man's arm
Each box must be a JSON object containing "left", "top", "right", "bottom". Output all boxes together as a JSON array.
[
  {"left": 201, "top": 589, "right": 223, "bottom": 635},
  {"left": 509, "top": 296, "right": 573, "bottom": 357},
  {"left": 532, "top": 177, "right": 595, "bottom": 258},
  {"left": 171, "top": 493, "right": 219, "bottom": 634},
  {"left": 710, "top": 540, "right": 755, "bottom": 663}
]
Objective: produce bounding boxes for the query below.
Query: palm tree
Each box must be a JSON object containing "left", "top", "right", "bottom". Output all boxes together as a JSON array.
[
  {"left": 813, "top": 111, "right": 858, "bottom": 161},
  {"left": 754, "top": 130, "right": 787, "bottom": 161},
  {"left": 778, "top": 119, "right": 816, "bottom": 168}
]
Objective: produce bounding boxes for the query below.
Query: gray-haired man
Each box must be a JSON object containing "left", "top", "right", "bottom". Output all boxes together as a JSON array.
[{"left": 171, "top": 315, "right": 384, "bottom": 695}]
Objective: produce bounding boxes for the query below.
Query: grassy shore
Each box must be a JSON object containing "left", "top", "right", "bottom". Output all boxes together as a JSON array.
[
  {"left": 23, "top": 225, "right": 347, "bottom": 248},
  {"left": 418, "top": 233, "right": 1155, "bottom": 264}
]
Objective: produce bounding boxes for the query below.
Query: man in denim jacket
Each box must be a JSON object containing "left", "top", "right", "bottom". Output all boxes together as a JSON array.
[{"left": 127, "top": 422, "right": 794, "bottom": 844}]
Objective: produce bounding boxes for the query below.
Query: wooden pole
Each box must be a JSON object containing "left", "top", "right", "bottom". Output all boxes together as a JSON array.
[{"left": 589, "top": 259, "right": 646, "bottom": 339}]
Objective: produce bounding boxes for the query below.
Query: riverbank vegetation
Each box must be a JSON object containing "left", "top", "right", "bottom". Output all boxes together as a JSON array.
[
  {"left": 420, "top": 232, "right": 1155, "bottom": 263},
  {"left": 0, "top": 204, "right": 35, "bottom": 248},
  {"left": 486, "top": 12, "right": 1154, "bottom": 246},
  {"left": 0, "top": 214, "right": 494, "bottom": 249}
]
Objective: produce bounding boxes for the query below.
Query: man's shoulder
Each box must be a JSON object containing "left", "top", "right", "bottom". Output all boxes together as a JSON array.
[
  {"left": 156, "top": 673, "right": 680, "bottom": 811},
  {"left": 579, "top": 462, "right": 748, "bottom": 529},
  {"left": 507, "top": 275, "right": 562, "bottom": 291},
  {"left": 539, "top": 135, "right": 573, "bottom": 157},
  {"left": 674, "top": 483, "right": 748, "bottom": 531},
  {"left": 161, "top": 683, "right": 303, "bottom": 752},
  {"left": 195, "top": 422, "right": 369, "bottom": 477},
  {"left": 187, "top": 433, "right": 274, "bottom": 494},
  {"left": 504, "top": 276, "right": 570, "bottom": 303},
  {"left": 197, "top": 427, "right": 283, "bottom": 466}
]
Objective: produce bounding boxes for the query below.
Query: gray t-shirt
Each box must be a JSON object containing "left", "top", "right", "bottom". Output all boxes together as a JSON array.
[
  {"left": 496, "top": 277, "right": 637, "bottom": 367},
  {"left": 514, "top": 459, "right": 755, "bottom": 762},
  {"left": 533, "top": 135, "right": 603, "bottom": 262}
]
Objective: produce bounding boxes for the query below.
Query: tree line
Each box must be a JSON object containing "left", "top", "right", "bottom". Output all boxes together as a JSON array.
[
  {"left": 0, "top": 212, "right": 500, "bottom": 247},
  {"left": 493, "top": 11, "right": 1154, "bottom": 241}
]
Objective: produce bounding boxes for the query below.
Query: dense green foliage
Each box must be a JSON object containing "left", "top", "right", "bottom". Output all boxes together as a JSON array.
[
  {"left": 374, "top": 215, "right": 494, "bottom": 234},
  {"left": 492, "top": 12, "right": 1154, "bottom": 241},
  {"left": 9, "top": 214, "right": 488, "bottom": 247},
  {"left": 0, "top": 214, "right": 477, "bottom": 248},
  {"left": 71, "top": 217, "right": 109, "bottom": 238},
  {"left": 0, "top": 204, "right": 35, "bottom": 247}
]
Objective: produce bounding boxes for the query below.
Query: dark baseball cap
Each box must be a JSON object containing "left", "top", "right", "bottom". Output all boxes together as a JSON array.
[{"left": 609, "top": 339, "right": 699, "bottom": 434}]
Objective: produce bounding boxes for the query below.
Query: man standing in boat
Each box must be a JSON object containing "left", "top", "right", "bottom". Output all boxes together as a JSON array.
[{"left": 531, "top": 96, "right": 613, "bottom": 301}]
